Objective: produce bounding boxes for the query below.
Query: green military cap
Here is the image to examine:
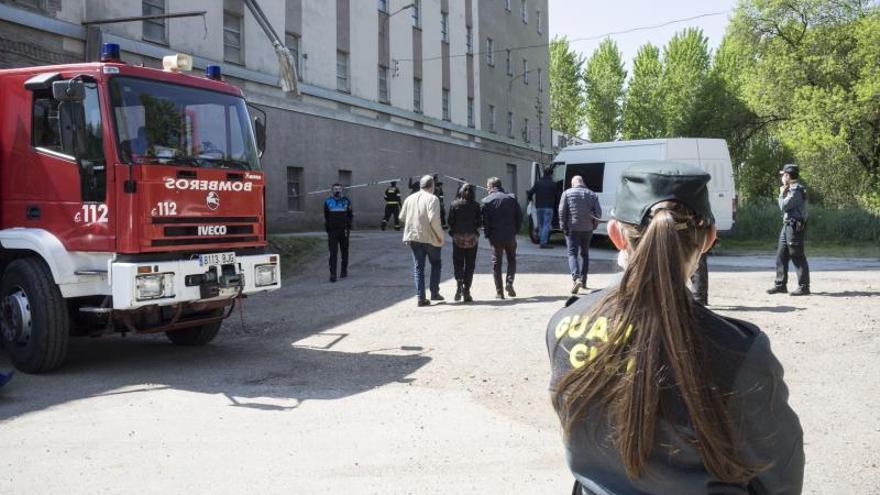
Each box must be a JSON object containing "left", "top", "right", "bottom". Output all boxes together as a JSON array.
[{"left": 612, "top": 161, "right": 715, "bottom": 227}]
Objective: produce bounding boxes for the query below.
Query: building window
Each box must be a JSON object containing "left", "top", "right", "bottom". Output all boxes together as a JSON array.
[
  {"left": 488, "top": 104, "right": 496, "bottom": 133},
  {"left": 442, "top": 89, "right": 450, "bottom": 121},
  {"left": 537, "top": 67, "right": 543, "bottom": 92},
  {"left": 467, "top": 97, "right": 474, "bottom": 128},
  {"left": 521, "top": 0, "right": 528, "bottom": 23},
  {"left": 441, "top": 12, "right": 449, "bottom": 43},
  {"left": 507, "top": 111, "right": 513, "bottom": 137},
  {"left": 223, "top": 10, "right": 243, "bottom": 64},
  {"left": 412, "top": 0, "right": 421, "bottom": 27},
  {"left": 142, "top": 0, "right": 166, "bottom": 44},
  {"left": 378, "top": 65, "right": 389, "bottom": 103},
  {"left": 378, "top": 0, "right": 388, "bottom": 13},
  {"left": 285, "top": 32, "right": 302, "bottom": 80},
  {"left": 523, "top": 117, "right": 530, "bottom": 142},
  {"left": 523, "top": 59, "right": 528, "bottom": 84},
  {"left": 413, "top": 77, "right": 422, "bottom": 113},
  {"left": 486, "top": 38, "right": 495, "bottom": 66},
  {"left": 287, "top": 167, "right": 304, "bottom": 211},
  {"left": 505, "top": 49, "right": 512, "bottom": 76},
  {"left": 505, "top": 0, "right": 511, "bottom": 11},
  {"left": 336, "top": 50, "right": 349, "bottom": 93},
  {"left": 466, "top": 26, "right": 473, "bottom": 54},
  {"left": 536, "top": 9, "right": 542, "bottom": 34}
]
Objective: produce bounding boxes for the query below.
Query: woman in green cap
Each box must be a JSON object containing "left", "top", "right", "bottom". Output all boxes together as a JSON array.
[{"left": 547, "top": 162, "right": 804, "bottom": 494}]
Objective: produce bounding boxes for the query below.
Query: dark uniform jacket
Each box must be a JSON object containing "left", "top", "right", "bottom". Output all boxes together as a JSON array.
[
  {"left": 384, "top": 186, "right": 401, "bottom": 205},
  {"left": 528, "top": 176, "right": 557, "bottom": 209},
  {"left": 778, "top": 182, "right": 807, "bottom": 223},
  {"left": 324, "top": 196, "right": 353, "bottom": 233},
  {"left": 547, "top": 290, "right": 804, "bottom": 495},
  {"left": 447, "top": 199, "right": 481, "bottom": 236},
  {"left": 481, "top": 187, "right": 523, "bottom": 242}
]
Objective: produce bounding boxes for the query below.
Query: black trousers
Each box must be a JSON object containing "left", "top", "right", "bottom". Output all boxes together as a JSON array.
[
  {"left": 690, "top": 252, "right": 708, "bottom": 304},
  {"left": 490, "top": 239, "right": 517, "bottom": 290},
  {"left": 327, "top": 230, "right": 349, "bottom": 276},
  {"left": 452, "top": 244, "right": 478, "bottom": 290},
  {"left": 775, "top": 222, "right": 810, "bottom": 288},
  {"left": 383, "top": 204, "right": 400, "bottom": 228}
]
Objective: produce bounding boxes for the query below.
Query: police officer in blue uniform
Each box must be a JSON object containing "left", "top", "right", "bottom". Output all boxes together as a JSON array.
[
  {"left": 324, "top": 183, "right": 353, "bottom": 283},
  {"left": 768, "top": 164, "right": 810, "bottom": 296},
  {"left": 547, "top": 162, "right": 804, "bottom": 495}
]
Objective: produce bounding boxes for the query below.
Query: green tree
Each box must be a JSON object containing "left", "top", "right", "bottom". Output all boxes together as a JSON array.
[
  {"left": 584, "top": 38, "right": 626, "bottom": 142},
  {"left": 549, "top": 36, "right": 585, "bottom": 136},
  {"left": 621, "top": 43, "right": 665, "bottom": 139},
  {"left": 660, "top": 28, "right": 711, "bottom": 137}
]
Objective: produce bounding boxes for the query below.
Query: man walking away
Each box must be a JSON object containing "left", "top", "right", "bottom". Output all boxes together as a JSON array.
[
  {"left": 381, "top": 181, "right": 402, "bottom": 231},
  {"left": 434, "top": 175, "right": 448, "bottom": 230},
  {"left": 324, "top": 183, "right": 353, "bottom": 283},
  {"left": 482, "top": 177, "right": 523, "bottom": 299},
  {"left": 768, "top": 164, "right": 810, "bottom": 296},
  {"left": 527, "top": 165, "right": 557, "bottom": 248},
  {"left": 400, "top": 175, "right": 446, "bottom": 306},
  {"left": 447, "top": 183, "right": 481, "bottom": 302},
  {"left": 559, "top": 175, "right": 601, "bottom": 294}
]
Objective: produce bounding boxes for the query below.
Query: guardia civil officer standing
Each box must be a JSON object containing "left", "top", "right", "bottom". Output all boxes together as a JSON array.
[
  {"left": 481, "top": 177, "right": 523, "bottom": 299},
  {"left": 547, "top": 162, "right": 803, "bottom": 495},
  {"left": 381, "top": 181, "right": 402, "bottom": 231},
  {"left": 324, "top": 183, "right": 353, "bottom": 283},
  {"left": 559, "top": 175, "right": 601, "bottom": 294},
  {"left": 527, "top": 165, "right": 557, "bottom": 248},
  {"left": 768, "top": 164, "right": 810, "bottom": 296}
]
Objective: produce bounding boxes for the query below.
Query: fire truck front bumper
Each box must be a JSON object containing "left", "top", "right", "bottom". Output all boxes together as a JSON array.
[{"left": 110, "top": 253, "right": 281, "bottom": 310}]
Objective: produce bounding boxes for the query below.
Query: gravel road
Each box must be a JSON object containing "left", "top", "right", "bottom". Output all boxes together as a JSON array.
[{"left": 1, "top": 232, "right": 878, "bottom": 494}]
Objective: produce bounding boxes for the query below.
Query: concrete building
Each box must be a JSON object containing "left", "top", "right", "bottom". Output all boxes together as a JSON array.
[{"left": 0, "top": 0, "right": 550, "bottom": 231}]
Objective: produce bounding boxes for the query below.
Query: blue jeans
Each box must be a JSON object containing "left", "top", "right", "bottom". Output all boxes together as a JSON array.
[
  {"left": 537, "top": 208, "right": 553, "bottom": 245},
  {"left": 409, "top": 242, "right": 442, "bottom": 300},
  {"left": 566, "top": 231, "right": 593, "bottom": 283}
]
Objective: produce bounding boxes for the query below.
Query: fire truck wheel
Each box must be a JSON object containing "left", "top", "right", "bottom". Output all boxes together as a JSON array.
[
  {"left": 164, "top": 309, "right": 224, "bottom": 346},
  {"left": 0, "top": 257, "right": 70, "bottom": 373}
]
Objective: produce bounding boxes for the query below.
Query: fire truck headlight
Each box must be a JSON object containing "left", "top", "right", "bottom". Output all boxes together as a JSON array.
[
  {"left": 136, "top": 273, "right": 174, "bottom": 300},
  {"left": 254, "top": 264, "right": 278, "bottom": 287}
]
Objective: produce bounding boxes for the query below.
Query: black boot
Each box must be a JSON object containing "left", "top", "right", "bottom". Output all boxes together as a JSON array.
[
  {"left": 454, "top": 282, "right": 463, "bottom": 302},
  {"left": 463, "top": 285, "right": 473, "bottom": 303}
]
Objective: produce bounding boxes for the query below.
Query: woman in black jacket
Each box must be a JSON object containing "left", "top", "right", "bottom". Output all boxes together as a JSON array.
[{"left": 447, "top": 183, "right": 481, "bottom": 302}]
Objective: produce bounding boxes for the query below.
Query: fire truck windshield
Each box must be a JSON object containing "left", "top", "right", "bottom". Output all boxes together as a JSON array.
[{"left": 109, "top": 77, "right": 260, "bottom": 170}]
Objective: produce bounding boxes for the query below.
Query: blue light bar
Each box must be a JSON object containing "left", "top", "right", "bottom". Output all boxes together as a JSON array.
[{"left": 101, "top": 43, "right": 121, "bottom": 62}]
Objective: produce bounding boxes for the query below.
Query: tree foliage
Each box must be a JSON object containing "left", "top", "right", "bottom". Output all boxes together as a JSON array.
[
  {"left": 583, "top": 38, "right": 626, "bottom": 142},
  {"left": 549, "top": 36, "right": 586, "bottom": 136},
  {"left": 659, "top": 28, "right": 711, "bottom": 137},
  {"left": 621, "top": 43, "right": 665, "bottom": 140}
]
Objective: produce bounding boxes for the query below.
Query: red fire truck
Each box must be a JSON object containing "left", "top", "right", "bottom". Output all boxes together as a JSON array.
[{"left": 0, "top": 44, "right": 280, "bottom": 373}]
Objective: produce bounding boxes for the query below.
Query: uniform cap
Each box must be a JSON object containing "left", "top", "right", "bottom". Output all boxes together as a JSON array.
[
  {"left": 612, "top": 161, "right": 715, "bottom": 226},
  {"left": 779, "top": 164, "right": 799, "bottom": 175}
]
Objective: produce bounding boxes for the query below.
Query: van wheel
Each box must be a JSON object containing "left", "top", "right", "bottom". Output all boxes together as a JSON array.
[
  {"left": 528, "top": 217, "right": 540, "bottom": 244},
  {"left": 165, "top": 309, "right": 225, "bottom": 346},
  {"left": 0, "top": 258, "right": 69, "bottom": 374}
]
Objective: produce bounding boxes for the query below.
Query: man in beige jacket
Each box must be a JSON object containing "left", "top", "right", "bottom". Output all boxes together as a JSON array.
[{"left": 400, "top": 175, "right": 446, "bottom": 306}]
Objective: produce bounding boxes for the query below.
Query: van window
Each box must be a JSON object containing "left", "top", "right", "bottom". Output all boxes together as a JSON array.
[{"left": 561, "top": 163, "right": 605, "bottom": 192}]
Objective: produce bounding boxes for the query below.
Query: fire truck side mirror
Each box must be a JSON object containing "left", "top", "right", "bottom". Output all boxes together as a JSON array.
[
  {"left": 254, "top": 116, "right": 266, "bottom": 158},
  {"left": 52, "top": 79, "right": 85, "bottom": 102}
]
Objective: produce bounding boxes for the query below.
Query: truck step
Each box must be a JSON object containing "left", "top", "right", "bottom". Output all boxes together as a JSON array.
[{"left": 78, "top": 307, "right": 112, "bottom": 314}]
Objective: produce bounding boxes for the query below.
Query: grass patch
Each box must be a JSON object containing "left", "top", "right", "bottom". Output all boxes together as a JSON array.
[
  {"left": 267, "top": 235, "right": 323, "bottom": 277},
  {"left": 716, "top": 238, "right": 880, "bottom": 258}
]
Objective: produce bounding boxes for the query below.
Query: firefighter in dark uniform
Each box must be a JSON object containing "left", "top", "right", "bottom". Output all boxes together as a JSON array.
[
  {"left": 381, "top": 181, "right": 402, "bottom": 231},
  {"left": 546, "top": 162, "right": 804, "bottom": 495},
  {"left": 324, "top": 183, "right": 353, "bottom": 283},
  {"left": 767, "top": 163, "right": 810, "bottom": 296},
  {"left": 433, "top": 174, "right": 448, "bottom": 229},
  {"left": 408, "top": 176, "right": 421, "bottom": 195}
]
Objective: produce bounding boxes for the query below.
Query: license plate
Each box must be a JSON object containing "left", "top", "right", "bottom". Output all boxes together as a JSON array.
[{"left": 199, "top": 252, "right": 236, "bottom": 266}]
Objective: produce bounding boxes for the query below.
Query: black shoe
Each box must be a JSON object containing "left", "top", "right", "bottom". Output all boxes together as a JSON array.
[
  {"left": 381, "top": 222, "right": 387, "bottom": 231},
  {"left": 790, "top": 286, "right": 810, "bottom": 296},
  {"left": 417, "top": 299, "right": 431, "bottom": 307},
  {"left": 505, "top": 284, "right": 516, "bottom": 297},
  {"left": 539, "top": 244, "right": 552, "bottom": 249},
  {"left": 571, "top": 280, "right": 582, "bottom": 295},
  {"left": 340, "top": 271, "right": 348, "bottom": 279},
  {"left": 454, "top": 284, "right": 462, "bottom": 302},
  {"left": 330, "top": 275, "right": 337, "bottom": 283},
  {"left": 463, "top": 290, "right": 473, "bottom": 303},
  {"left": 766, "top": 286, "right": 787, "bottom": 294},
  {"left": 430, "top": 293, "right": 445, "bottom": 301},
  {"left": 495, "top": 291, "right": 505, "bottom": 300}
]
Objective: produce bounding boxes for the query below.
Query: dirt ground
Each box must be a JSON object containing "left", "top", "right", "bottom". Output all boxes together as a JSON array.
[{"left": 1, "top": 231, "right": 878, "bottom": 494}]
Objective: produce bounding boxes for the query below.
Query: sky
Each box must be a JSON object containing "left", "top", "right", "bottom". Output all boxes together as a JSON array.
[{"left": 549, "top": 0, "right": 739, "bottom": 71}]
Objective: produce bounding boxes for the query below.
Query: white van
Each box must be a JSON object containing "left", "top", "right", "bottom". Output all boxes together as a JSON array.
[{"left": 527, "top": 138, "right": 736, "bottom": 241}]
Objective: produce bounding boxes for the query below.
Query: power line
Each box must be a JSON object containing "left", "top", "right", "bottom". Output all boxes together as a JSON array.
[{"left": 395, "top": 9, "right": 731, "bottom": 64}]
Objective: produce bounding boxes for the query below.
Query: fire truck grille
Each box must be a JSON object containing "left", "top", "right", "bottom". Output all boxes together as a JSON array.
[
  {"left": 151, "top": 236, "right": 260, "bottom": 247},
  {"left": 163, "top": 225, "right": 254, "bottom": 237}
]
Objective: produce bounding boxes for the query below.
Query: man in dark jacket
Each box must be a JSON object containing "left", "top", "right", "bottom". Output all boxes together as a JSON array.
[
  {"left": 559, "top": 175, "right": 602, "bottom": 294},
  {"left": 481, "top": 177, "right": 523, "bottom": 299},
  {"left": 381, "top": 181, "right": 401, "bottom": 231},
  {"left": 527, "top": 165, "right": 557, "bottom": 248},
  {"left": 433, "top": 175, "right": 448, "bottom": 230},
  {"left": 324, "top": 183, "right": 353, "bottom": 283}
]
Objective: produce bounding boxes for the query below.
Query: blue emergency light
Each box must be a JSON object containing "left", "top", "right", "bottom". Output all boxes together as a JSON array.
[
  {"left": 101, "top": 43, "right": 121, "bottom": 62},
  {"left": 206, "top": 65, "right": 222, "bottom": 80}
]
